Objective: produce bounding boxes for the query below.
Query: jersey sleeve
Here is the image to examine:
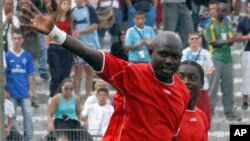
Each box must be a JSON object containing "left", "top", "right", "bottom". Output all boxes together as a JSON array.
[
  {"left": 27, "top": 52, "right": 36, "bottom": 75},
  {"left": 205, "top": 22, "right": 216, "bottom": 43},
  {"left": 95, "top": 52, "right": 131, "bottom": 89},
  {"left": 87, "top": 5, "right": 99, "bottom": 24},
  {"left": 125, "top": 28, "right": 134, "bottom": 46}
]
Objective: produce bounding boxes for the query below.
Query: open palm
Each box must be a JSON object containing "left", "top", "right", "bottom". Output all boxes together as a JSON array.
[{"left": 21, "top": 1, "right": 55, "bottom": 34}]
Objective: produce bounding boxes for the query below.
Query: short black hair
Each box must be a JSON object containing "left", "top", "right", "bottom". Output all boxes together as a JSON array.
[
  {"left": 134, "top": 11, "right": 144, "bottom": 17},
  {"left": 209, "top": 0, "right": 218, "bottom": 6},
  {"left": 12, "top": 29, "right": 23, "bottom": 36},
  {"left": 180, "top": 60, "right": 204, "bottom": 82},
  {"left": 97, "top": 87, "right": 109, "bottom": 96}
]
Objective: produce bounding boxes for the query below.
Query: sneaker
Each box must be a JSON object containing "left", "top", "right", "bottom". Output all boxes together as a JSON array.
[
  {"left": 40, "top": 73, "right": 49, "bottom": 80},
  {"left": 242, "top": 102, "right": 249, "bottom": 110},
  {"left": 226, "top": 114, "right": 242, "bottom": 121}
]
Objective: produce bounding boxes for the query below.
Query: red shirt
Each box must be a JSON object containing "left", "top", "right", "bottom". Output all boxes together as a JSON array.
[
  {"left": 49, "top": 20, "right": 70, "bottom": 43},
  {"left": 178, "top": 107, "right": 208, "bottom": 141},
  {"left": 97, "top": 52, "right": 190, "bottom": 141}
]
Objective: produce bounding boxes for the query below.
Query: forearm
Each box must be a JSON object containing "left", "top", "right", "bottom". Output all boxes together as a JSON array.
[
  {"left": 126, "top": 0, "right": 132, "bottom": 7},
  {"left": 62, "top": 35, "right": 103, "bottom": 71},
  {"left": 126, "top": 43, "right": 143, "bottom": 51},
  {"left": 153, "top": 0, "right": 158, "bottom": 7},
  {"left": 28, "top": 75, "right": 34, "bottom": 92},
  {"left": 80, "top": 24, "right": 98, "bottom": 34},
  {"left": 210, "top": 40, "right": 232, "bottom": 47},
  {"left": 235, "top": 34, "right": 250, "bottom": 42}
]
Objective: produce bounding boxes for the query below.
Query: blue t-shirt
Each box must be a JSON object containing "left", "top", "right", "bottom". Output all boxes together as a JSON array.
[
  {"left": 72, "top": 5, "right": 100, "bottom": 50},
  {"left": 5, "top": 49, "right": 36, "bottom": 99},
  {"left": 125, "top": 26, "right": 155, "bottom": 62},
  {"left": 55, "top": 94, "right": 77, "bottom": 120}
]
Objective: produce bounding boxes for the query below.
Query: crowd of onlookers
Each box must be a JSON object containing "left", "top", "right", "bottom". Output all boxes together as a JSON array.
[{"left": 3, "top": 0, "right": 250, "bottom": 140}]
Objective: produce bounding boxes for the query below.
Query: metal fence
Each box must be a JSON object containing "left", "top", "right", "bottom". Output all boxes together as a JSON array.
[{"left": 6, "top": 128, "right": 102, "bottom": 141}]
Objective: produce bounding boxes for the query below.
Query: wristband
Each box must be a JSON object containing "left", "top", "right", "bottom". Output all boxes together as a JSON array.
[{"left": 48, "top": 26, "right": 67, "bottom": 45}]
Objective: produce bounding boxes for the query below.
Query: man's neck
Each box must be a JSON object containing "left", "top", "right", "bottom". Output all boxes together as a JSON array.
[
  {"left": 13, "top": 47, "right": 22, "bottom": 54},
  {"left": 190, "top": 46, "right": 200, "bottom": 52}
]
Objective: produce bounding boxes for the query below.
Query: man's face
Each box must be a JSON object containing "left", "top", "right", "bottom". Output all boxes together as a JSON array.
[
  {"left": 188, "top": 34, "right": 199, "bottom": 50},
  {"left": 209, "top": 4, "right": 218, "bottom": 17},
  {"left": 5, "top": 0, "right": 13, "bottom": 13},
  {"left": 218, "top": 4, "right": 227, "bottom": 20},
  {"left": 12, "top": 33, "right": 23, "bottom": 48},
  {"left": 97, "top": 91, "right": 108, "bottom": 106},
  {"left": 134, "top": 14, "right": 145, "bottom": 28},
  {"left": 177, "top": 64, "right": 203, "bottom": 99},
  {"left": 151, "top": 45, "right": 182, "bottom": 83}
]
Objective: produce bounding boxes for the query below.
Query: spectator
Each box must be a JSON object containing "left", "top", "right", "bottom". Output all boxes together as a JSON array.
[
  {"left": 47, "top": 78, "right": 93, "bottom": 141},
  {"left": 72, "top": 0, "right": 100, "bottom": 97},
  {"left": 177, "top": 60, "right": 208, "bottom": 141},
  {"left": 126, "top": 0, "right": 157, "bottom": 28},
  {"left": 235, "top": 1, "right": 250, "bottom": 110},
  {"left": 5, "top": 30, "right": 35, "bottom": 141},
  {"left": 30, "top": 0, "right": 57, "bottom": 80},
  {"left": 47, "top": 0, "right": 74, "bottom": 100},
  {"left": 19, "top": 0, "right": 41, "bottom": 60},
  {"left": 97, "top": 0, "right": 123, "bottom": 46},
  {"left": 83, "top": 79, "right": 111, "bottom": 112},
  {"left": 162, "top": 0, "right": 194, "bottom": 48},
  {"left": 182, "top": 32, "right": 214, "bottom": 129},
  {"left": 82, "top": 88, "right": 114, "bottom": 141},
  {"left": 110, "top": 28, "right": 128, "bottom": 61},
  {"left": 22, "top": 3, "right": 191, "bottom": 140},
  {"left": 206, "top": 2, "right": 241, "bottom": 121},
  {"left": 125, "top": 11, "right": 155, "bottom": 63},
  {"left": 3, "top": 0, "right": 20, "bottom": 52},
  {"left": 4, "top": 86, "right": 23, "bottom": 141}
]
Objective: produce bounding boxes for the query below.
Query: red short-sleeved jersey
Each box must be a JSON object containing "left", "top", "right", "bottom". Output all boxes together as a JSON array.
[
  {"left": 178, "top": 107, "right": 209, "bottom": 141},
  {"left": 97, "top": 52, "right": 190, "bottom": 141}
]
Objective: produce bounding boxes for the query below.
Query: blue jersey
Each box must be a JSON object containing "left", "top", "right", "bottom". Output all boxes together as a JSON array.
[
  {"left": 5, "top": 49, "right": 36, "bottom": 99},
  {"left": 125, "top": 26, "right": 155, "bottom": 62}
]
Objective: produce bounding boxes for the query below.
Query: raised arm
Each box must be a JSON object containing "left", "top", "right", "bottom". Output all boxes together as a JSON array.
[{"left": 21, "top": 2, "right": 103, "bottom": 71}]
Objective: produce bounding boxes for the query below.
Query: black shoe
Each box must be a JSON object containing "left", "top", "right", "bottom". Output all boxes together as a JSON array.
[
  {"left": 31, "top": 102, "right": 39, "bottom": 108},
  {"left": 226, "top": 114, "right": 242, "bottom": 121},
  {"left": 242, "top": 102, "right": 249, "bottom": 110},
  {"left": 40, "top": 73, "right": 49, "bottom": 80}
]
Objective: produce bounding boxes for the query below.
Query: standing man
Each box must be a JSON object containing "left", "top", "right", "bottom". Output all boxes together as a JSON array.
[
  {"left": 21, "top": 2, "right": 190, "bottom": 140},
  {"left": 235, "top": 1, "right": 250, "bottom": 110},
  {"left": 177, "top": 60, "right": 209, "bottom": 141},
  {"left": 206, "top": 2, "right": 241, "bottom": 121},
  {"left": 125, "top": 11, "right": 155, "bottom": 63},
  {"left": 162, "top": 0, "right": 194, "bottom": 48},
  {"left": 5, "top": 30, "right": 35, "bottom": 141}
]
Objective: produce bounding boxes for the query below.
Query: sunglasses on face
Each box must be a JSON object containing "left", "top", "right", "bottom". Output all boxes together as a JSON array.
[{"left": 64, "top": 87, "right": 74, "bottom": 91}]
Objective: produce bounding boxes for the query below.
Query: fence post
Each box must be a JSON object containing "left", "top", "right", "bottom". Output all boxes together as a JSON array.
[{"left": 0, "top": 0, "right": 6, "bottom": 140}]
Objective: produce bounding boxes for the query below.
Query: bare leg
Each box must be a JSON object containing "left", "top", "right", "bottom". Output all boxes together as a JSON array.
[{"left": 84, "top": 66, "right": 93, "bottom": 97}]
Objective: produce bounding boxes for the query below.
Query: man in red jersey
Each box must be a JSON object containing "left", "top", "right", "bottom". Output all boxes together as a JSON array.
[
  {"left": 177, "top": 60, "right": 209, "bottom": 141},
  {"left": 21, "top": 2, "right": 190, "bottom": 141}
]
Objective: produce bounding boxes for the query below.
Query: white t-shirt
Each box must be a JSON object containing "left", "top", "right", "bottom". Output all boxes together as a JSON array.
[
  {"left": 182, "top": 47, "right": 214, "bottom": 90},
  {"left": 83, "top": 92, "right": 111, "bottom": 112},
  {"left": 82, "top": 103, "right": 114, "bottom": 140},
  {"left": 4, "top": 99, "right": 15, "bottom": 124}
]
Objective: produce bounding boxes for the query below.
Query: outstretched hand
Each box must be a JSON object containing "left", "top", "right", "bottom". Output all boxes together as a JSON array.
[{"left": 21, "top": 1, "right": 55, "bottom": 34}]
